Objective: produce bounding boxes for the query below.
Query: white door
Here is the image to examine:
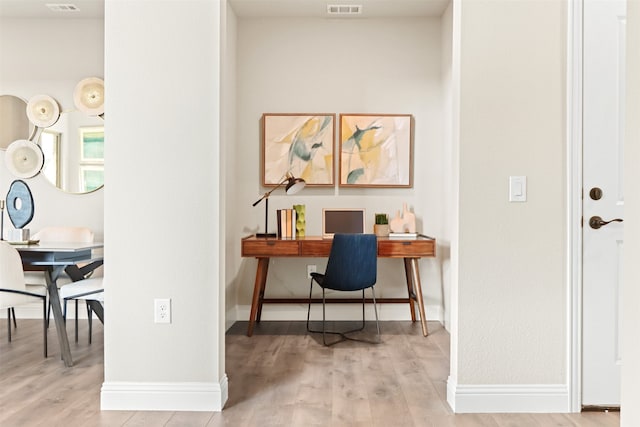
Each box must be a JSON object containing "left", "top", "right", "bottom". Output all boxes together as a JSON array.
[{"left": 582, "top": 0, "right": 626, "bottom": 407}]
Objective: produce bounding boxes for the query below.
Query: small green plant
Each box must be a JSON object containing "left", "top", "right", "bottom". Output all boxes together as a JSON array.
[{"left": 375, "top": 213, "right": 388, "bottom": 225}]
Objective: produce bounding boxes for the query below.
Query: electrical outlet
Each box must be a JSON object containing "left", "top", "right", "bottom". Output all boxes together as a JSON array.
[
  {"left": 154, "top": 298, "right": 171, "bottom": 324},
  {"left": 307, "top": 264, "right": 317, "bottom": 279}
]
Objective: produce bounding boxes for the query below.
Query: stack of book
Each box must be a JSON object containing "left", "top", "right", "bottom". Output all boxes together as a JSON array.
[{"left": 276, "top": 208, "right": 297, "bottom": 238}]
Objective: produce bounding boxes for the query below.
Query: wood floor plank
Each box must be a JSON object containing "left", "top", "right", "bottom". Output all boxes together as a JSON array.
[{"left": 0, "top": 320, "right": 621, "bottom": 427}]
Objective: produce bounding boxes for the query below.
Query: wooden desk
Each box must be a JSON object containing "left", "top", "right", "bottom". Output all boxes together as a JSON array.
[
  {"left": 16, "top": 241, "right": 103, "bottom": 367},
  {"left": 241, "top": 235, "right": 436, "bottom": 337}
]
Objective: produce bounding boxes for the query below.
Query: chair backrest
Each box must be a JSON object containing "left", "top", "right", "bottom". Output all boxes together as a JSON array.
[
  {"left": 32, "top": 226, "right": 94, "bottom": 243},
  {"left": 322, "top": 233, "right": 377, "bottom": 291},
  {"left": 0, "top": 242, "right": 28, "bottom": 307}
]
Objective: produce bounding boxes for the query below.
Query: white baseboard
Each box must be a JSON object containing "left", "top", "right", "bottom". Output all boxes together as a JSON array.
[
  {"left": 101, "top": 376, "right": 228, "bottom": 411},
  {"left": 446, "top": 377, "right": 569, "bottom": 413},
  {"left": 225, "top": 307, "right": 238, "bottom": 331},
  {"left": 235, "top": 303, "right": 443, "bottom": 322}
]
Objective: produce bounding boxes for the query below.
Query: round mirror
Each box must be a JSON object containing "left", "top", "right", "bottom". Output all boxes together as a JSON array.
[
  {"left": 0, "top": 95, "right": 33, "bottom": 150},
  {"left": 39, "top": 110, "right": 104, "bottom": 194}
]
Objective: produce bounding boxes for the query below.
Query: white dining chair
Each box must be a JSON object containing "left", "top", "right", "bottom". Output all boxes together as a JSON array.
[
  {"left": 59, "top": 277, "right": 104, "bottom": 343},
  {"left": 0, "top": 241, "right": 48, "bottom": 357},
  {"left": 28, "top": 226, "right": 103, "bottom": 342}
]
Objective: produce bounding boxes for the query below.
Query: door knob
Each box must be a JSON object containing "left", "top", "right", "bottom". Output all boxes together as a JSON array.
[{"left": 589, "top": 216, "right": 624, "bottom": 229}]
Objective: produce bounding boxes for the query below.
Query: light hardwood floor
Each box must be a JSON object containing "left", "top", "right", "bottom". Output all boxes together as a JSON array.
[{"left": 0, "top": 319, "right": 620, "bottom": 426}]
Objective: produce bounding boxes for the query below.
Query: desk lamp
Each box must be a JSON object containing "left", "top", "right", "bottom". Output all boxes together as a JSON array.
[{"left": 253, "top": 172, "right": 305, "bottom": 238}]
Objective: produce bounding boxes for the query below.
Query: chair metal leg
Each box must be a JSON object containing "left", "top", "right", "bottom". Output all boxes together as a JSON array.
[
  {"left": 11, "top": 307, "right": 16, "bottom": 328},
  {"left": 361, "top": 289, "right": 366, "bottom": 330},
  {"left": 7, "top": 308, "right": 11, "bottom": 342},
  {"left": 74, "top": 300, "right": 79, "bottom": 343},
  {"left": 306, "top": 277, "right": 314, "bottom": 333},
  {"left": 322, "top": 288, "right": 328, "bottom": 346},
  {"left": 371, "top": 286, "right": 380, "bottom": 343},
  {"left": 42, "top": 297, "right": 48, "bottom": 358},
  {"left": 306, "top": 281, "right": 379, "bottom": 346},
  {"left": 86, "top": 302, "right": 93, "bottom": 344}
]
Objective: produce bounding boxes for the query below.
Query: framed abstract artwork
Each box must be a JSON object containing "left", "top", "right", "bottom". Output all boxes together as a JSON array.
[
  {"left": 339, "top": 114, "right": 413, "bottom": 188},
  {"left": 262, "top": 113, "right": 335, "bottom": 186}
]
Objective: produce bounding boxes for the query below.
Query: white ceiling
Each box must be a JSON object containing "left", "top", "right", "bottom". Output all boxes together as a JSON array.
[
  {"left": 0, "top": 0, "right": 104, "bottom": 19},
  {"left": 0, "top": 0, "right": 448, "bottom": 20},
  {"left": 228, "top": 0, "right": 449, "bottom": 18}
]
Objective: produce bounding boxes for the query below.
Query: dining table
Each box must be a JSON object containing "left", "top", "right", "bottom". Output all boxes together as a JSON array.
[{"left": 14, "top": 241, "right": 104, "bottom": 367}]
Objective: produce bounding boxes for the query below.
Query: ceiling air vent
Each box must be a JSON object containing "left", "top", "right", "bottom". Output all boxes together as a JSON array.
[
  {"left": 327, "top": 4, "right": 362, "bottom": 16},
  {"left": 46, "top": 4, "right": 80, "bottom": 12}
]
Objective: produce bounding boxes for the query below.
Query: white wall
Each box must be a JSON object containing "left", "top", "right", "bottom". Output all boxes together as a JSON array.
[
  {"left": 0, "top": 19, "right": 104, "bottom": 240},
  {"left": 448, "top": 0, "right": 568, "bottom": 412},
  {"left": 622, "top": 0, "right": 640, "bottom": 425},
  {"left": 101, "top": 0, "right": 226, "bottom": 411},
  {"left": 223, "top": 3, "right": 239, "bottom": 331},
  {"left": 229, "top": 15, "right": 450, "bottom": 323}
]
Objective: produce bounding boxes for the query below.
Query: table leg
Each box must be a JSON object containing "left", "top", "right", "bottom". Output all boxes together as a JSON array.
[
  {"left": 247, "top": 257, "right": 269, "bottom": 336},
  {"left": 45, "top": 266, "right": 74, "bottom": 367},
  {"left": 409, "top": 258, "right": 429, "bottom": 336},
  {"left": 403, "top": 258, "right": 417, "bottom": 322},
  {"left": 255, "top": 259, "right": 269, "bottom": 322}
]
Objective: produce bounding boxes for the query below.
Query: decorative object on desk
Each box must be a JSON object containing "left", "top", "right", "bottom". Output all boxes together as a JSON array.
[
  {"left": 262, "top": 113, "right": 335, "bottom": 186},
  {"left": 293, "top": 204, "right": 306, "bottom": 237},
  {"left": 4, "top": 139, "right": 44, "bottom": 178},
  {"left": 373, "top": 213, "right": 389, "bottom": 237},
  {"left": 403, "top": 202, "right": 416, "bottom": 233},
  {"left": 252, "top": 172, "right": 305, "bottom": 238},
  {"left": 0, "top": 200, "right": 4, "bottom": 241},
  {"left": 6, "top": 180, "right": 35, "bottom": 230},
  {"left": 389, "top": 203, "right": 417, "bottom": 233},
  {"left": 339, "top": 114, "right": 413, "bottom": 187},
  {"left": 74, "top": 77, "right": 105, "bottom": 116},
  {"left": 26, "top": 94, "right": 60, "bottom": 128},
  {"left": 389, "top": 210, "right": 404, "bottom": 233}
]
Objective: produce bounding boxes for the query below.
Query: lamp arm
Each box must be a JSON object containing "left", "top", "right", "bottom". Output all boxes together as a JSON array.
[{"left": 251, "top": 177, "right": 288, "bottom": 207}]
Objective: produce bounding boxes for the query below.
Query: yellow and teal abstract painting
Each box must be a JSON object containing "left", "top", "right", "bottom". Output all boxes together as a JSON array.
[
  {"left": 339, "top": 114, "right": 412, "bottom": 187},
  {"left": 263, "top": 114, "right": 335, "bottom": 186}
]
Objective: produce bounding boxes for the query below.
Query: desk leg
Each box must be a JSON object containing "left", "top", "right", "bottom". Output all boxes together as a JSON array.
[
  {"left": 403, "top": 258, "right": 417, "bottom": 322},
  {"left": 409, "top": 258, "right": 429, "bottom": 337},
  {"left": 45, "top": 266, "right": 74, "bottom": 367},
  {"left": 247, "top": 257, "right": 269, "bottom": 337}
]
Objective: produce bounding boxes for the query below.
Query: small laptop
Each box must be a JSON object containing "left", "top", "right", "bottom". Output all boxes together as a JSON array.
[{"left": 322, "top": 208, "right": 366, "bottom": 239}]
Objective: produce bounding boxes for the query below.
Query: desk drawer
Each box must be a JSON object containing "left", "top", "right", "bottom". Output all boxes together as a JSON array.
[
  {"left": 300, "top": 240, "right": 332, "bottom": 257},
  {"left": 242, "top": 240, "right": 300, "bottom": 257},
  {"left": 378, "top": 239, "right": 435, "bottom": 258}
]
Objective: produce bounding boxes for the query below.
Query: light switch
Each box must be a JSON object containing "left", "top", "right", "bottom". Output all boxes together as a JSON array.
[{"left": 509, "top": 176, "right": 527, "bottom": 202}]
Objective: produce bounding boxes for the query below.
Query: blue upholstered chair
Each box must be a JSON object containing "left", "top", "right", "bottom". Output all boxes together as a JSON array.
[{"left": 306, "top": 233, "right": 380, "bottom": 345}]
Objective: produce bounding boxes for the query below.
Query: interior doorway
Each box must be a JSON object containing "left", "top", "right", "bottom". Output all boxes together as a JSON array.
[{"left": 576, "top": 0, "right": 627, "bottom": 410}]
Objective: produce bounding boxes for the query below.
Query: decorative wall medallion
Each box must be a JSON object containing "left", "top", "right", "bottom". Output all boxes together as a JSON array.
[{"left": 6, "top": 180, "right": 35, "bottom": 229}]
